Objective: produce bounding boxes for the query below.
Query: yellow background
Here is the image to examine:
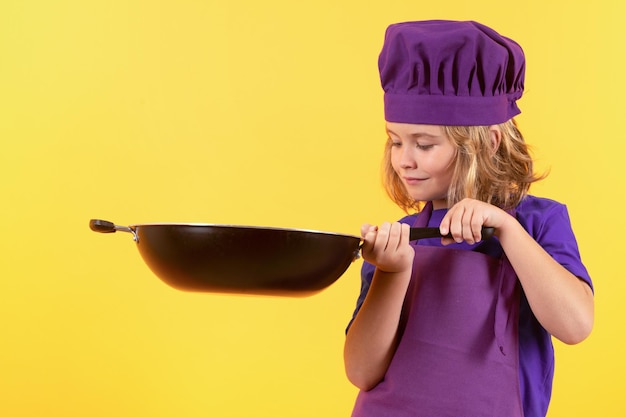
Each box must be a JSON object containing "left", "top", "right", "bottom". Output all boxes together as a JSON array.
[{"left": 1, "top": 0, "right": 623, "bottom": 416}]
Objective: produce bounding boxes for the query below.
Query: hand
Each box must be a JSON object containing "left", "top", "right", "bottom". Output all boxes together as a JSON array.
[
  {"left": 360, "top": 222, "right": 414, "bottom": 273},
  {"left": 439, "top": 198, "right": 511, "bottom": 245}
]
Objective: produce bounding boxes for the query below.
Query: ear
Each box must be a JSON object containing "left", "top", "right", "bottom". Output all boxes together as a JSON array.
[{"left": 487, "top": 125, "right": 502, "bottom": 155}]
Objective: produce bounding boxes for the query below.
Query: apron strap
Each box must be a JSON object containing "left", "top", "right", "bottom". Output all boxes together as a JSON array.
[
  {"left": 495, "top": 207, "right": 518, "bottom": 356},
  {"left": 413, "top": 201, "right": 432, "bottom": 228}
]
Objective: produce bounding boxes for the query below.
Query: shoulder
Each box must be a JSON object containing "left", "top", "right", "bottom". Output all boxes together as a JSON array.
[
  {"left": 516, "top": 194, "right": 566, "bottom": 214},
  {"left": 515, "top": 195, "right": 571, "bottom": 236}
]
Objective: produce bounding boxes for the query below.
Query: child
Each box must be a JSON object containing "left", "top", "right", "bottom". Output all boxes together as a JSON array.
[{"left": 344, "top": 20, "right": 594, "bottom": 417}]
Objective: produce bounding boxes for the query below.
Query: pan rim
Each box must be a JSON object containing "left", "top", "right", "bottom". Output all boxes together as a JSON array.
[{"left": 129, "top": 223, "right": 361, "bottom": 240}]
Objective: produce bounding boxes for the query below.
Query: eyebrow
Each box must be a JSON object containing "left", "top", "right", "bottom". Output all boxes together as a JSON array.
[{"left": 386, "top": 128, "right": 440, "bottom": 139}]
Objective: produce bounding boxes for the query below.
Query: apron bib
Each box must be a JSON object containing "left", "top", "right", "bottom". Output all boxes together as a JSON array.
[{"left": 352, "top": 203, "right": 524, "bottom": 417}]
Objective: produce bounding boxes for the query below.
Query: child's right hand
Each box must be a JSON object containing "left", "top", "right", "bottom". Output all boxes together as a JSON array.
[{"left": 360, "top": 222, "right": 414, "bottom": 273}]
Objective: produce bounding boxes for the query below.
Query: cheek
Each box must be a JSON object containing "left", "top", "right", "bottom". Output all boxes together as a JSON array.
[
  {"left": 440, "top": 161, "right": 456, "bottom": 187},
  {"left": 424, "top": 157, "right": 455, "bottom": 186},
  {"left": 437, "top": 149, "right": 457, "bottom": 174},
  {"left": 433, "top": 157, "right": 453, "bottom": 176}
]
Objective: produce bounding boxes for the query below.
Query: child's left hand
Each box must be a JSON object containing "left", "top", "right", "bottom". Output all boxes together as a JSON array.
[{"left": 439, "top": 198, "right": 512, "bottom": 245}]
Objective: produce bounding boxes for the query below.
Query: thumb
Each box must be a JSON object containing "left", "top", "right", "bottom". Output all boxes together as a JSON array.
[{"left": 360, "top": 224, "right": 377, "bottom": 239}]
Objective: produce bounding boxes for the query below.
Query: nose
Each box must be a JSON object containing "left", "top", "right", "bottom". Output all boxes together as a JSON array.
[{"left": 399, "top": 146, "right": 417, "bottom": 169}]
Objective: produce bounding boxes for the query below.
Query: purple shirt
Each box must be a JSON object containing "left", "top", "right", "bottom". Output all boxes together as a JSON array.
[{"left": 348, "top": 195, "right": 592, "bottom": 417}]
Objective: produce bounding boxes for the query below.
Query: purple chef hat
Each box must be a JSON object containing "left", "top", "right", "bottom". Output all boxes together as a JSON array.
[{"left": 379, "top": 20, "right": 525, "bottom": 126}]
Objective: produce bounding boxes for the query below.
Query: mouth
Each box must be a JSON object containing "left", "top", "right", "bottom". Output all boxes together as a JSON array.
[{"left": 403, "top": 176, "right": 426, "bottom": 185}]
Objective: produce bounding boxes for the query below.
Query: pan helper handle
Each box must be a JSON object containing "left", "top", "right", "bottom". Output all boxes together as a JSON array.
[{"left": 89, "top": 219, "right": 138, "bottom": 242}]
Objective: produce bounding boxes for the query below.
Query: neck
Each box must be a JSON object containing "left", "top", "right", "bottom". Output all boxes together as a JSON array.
[{"left": 431, "top": 199, "right": 448, "bottom": 210}]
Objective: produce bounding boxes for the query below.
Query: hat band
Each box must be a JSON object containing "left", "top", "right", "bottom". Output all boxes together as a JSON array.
[{"left": 384, "top": 92, "right": 521, "bottom": 126}]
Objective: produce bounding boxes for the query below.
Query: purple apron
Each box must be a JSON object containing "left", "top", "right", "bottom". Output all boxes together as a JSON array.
[{"left": 352, "top": 203, "right": 524, "bottom": 417}]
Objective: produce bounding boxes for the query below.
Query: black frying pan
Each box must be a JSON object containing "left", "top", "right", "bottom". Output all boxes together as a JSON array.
[{"left": 89, "top": 219, "right": 494, "bottom": 297}]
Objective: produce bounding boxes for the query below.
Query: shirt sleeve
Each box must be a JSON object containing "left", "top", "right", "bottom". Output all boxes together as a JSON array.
[{"left": 515, "top": 196, "right": 593, "bottom": 291}]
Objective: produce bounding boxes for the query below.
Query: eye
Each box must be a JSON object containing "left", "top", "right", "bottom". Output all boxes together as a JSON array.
[{"left": 416, "top": 144, "right": 434, "bottom": 150}]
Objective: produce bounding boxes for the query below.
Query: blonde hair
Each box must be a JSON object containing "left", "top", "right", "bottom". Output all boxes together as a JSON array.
[{"left": 382, "top": 119, "right": 545, "bottom": 212}]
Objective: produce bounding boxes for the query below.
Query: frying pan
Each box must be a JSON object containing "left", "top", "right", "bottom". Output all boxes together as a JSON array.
[{"left": 89, "top": 219, "right": 494, "bottom": 297}]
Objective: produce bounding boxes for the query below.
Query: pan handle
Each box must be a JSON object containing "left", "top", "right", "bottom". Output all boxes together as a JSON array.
[
  {"left": 354, "top": 226, "right": 495, "bottom": 261},
  {"left": 89, "top": 219, "right": 138, "bottom": 242},
  {"left": 409, "top": 226, "right": 495, "bottom": 241}
]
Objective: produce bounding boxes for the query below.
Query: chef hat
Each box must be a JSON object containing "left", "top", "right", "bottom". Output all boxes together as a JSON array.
[{"left": 379, "top": 20, "right": 525, "bottom": 126}]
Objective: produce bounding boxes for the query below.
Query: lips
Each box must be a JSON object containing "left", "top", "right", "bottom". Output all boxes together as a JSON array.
[{"left": 403, "top": 176, "right": 426, "bottom": 185}]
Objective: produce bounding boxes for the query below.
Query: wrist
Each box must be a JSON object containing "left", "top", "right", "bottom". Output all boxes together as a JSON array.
[
  {"left": 495, "top": 212, "right": 522, "bottom": 239},
  {"left": 372, "top": 267, "right": 413, "bottom": 288}
]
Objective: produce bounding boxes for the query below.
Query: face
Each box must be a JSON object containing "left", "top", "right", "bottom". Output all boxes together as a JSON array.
[{"left": 387, "top": 122, "right": 456, "bottom": 210}]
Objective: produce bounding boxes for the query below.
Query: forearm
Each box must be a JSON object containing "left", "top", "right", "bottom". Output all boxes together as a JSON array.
[
  {"left": 498, "top": 216, "right": 594, "bottom": 344},
  {"left": 344, "top": 269, "right": 411, "bottom": 391}
]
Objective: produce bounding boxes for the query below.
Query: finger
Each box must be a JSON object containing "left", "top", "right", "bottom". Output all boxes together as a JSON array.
[
  {"left": 360, "top": 223, "right": 376, "bottom": 239},
  {"left": 460, "top": 207, "right": 477, "bottom": 244},
  {"left": 440, "top": 206, "right": 457, "bottom": 245},
  {"left": 360, "top": 224, "right": 378, "bottom": 258},
  {"left": 469, "top": 212, "right": 485, "bottom": 242},
  {"left": 461, "top": 204, "right": 488, "bottom": 243},
  {"left": 386, "top": 222, "right": 403, "bottom": 250},
  {"left": 439, "top": 214, "right": 450, "bottom": 236},
  {"left": 447, "top": 206, "right": 466, "bottom": 243},
  {"left": 400, "top": 222, "right": 411, "bottom": 246},
  {"left": 374, "top": 222, "right": 392, "bottom": 253}
]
